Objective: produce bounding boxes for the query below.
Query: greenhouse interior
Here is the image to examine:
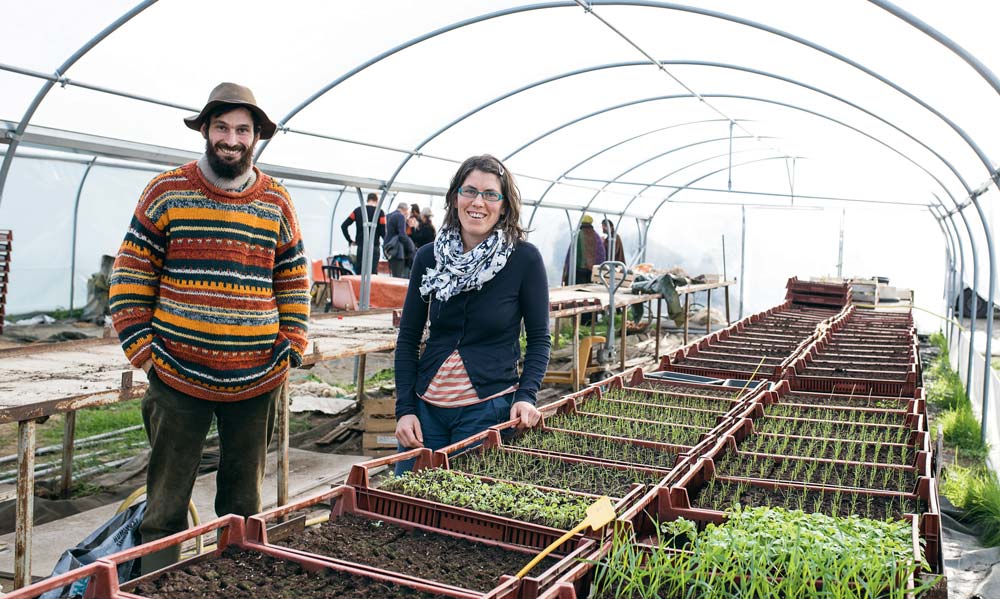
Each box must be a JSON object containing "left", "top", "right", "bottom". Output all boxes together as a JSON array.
[{"left": 2, "top": 1, "right": 1000, "bottom": 597}]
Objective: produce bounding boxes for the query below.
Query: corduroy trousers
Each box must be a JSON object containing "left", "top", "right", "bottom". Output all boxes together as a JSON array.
[{"left": 138, "top": 368, "right": 279, "bottom": 574}]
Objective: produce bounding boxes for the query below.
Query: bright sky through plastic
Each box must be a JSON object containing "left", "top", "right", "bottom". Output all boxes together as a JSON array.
[{"left": 1, "top": 1, "right": 999, "bottom": 328}]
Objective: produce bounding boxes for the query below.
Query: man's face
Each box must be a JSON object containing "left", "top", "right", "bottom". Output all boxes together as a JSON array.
[
  {"left": 602, "top": 222, "right": 609, "bottom": 235},
  {"left": 202, "top": 107, "right": 257, "bottom": 179}
]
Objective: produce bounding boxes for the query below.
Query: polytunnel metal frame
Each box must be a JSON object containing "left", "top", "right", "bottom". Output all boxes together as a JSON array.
[
  {"left": 1, "top": 0, "right": 1000, "bottom": 591},
  {"left": 0, "top": 0, "right": 996, "bottom": 421}
]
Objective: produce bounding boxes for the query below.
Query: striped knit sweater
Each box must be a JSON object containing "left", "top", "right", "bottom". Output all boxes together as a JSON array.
[{"left": 109, "top": 161, "right": 310, "bottom": 401}]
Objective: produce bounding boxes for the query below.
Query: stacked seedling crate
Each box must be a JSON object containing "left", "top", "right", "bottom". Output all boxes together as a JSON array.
[
  {"left": 785, "top": 276, "right": 851, "bottom": 308},
  {"left": 659, "top": 300, "right": 839, "bottom": 381},
  {"left": 0, "top": 230, "right": 9, "bottom": 334}
]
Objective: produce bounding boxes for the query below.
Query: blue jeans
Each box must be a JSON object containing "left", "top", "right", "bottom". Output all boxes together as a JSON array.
[{"left": 394, "top": 393, "right": 515, "bottom": 475}]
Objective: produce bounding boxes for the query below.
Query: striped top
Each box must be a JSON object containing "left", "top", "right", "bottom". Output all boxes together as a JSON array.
[
  {"left": 109, "top": 162, "right": 310, "bottom": 402},
  {"left": 421, "top": 350, "right": 518, "bottom": 408}
]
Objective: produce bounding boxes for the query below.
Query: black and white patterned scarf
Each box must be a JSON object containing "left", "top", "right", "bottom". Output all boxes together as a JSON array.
[{"left": 419, "top": 225, "right": 514, "bottom": 302}]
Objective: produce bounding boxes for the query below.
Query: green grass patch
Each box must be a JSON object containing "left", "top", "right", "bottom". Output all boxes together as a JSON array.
[
  {"left": 344, "top": 367, "right": 395, "bottom": 393},
  {"left": 939, "top": 405, "right": 988, "bottom": 457},
  {"left": 36, "top": 399, "right": 146, "bottom": 448},
  {"left": 943, "top": 464, "right": 1000, "bottom": 546}
]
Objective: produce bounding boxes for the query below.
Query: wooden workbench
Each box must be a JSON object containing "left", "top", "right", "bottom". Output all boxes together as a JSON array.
[{"left": 546, "top": 280, "right": 736, "bottom": 389}]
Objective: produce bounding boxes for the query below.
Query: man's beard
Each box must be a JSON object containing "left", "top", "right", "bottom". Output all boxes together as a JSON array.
[{"left": 205, "top": 139, "right": 254, "bottom": 179}]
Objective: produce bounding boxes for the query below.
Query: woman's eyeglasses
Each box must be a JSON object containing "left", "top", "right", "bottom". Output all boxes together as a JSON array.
[{"left": 457, "top": 187, "right": 503, "bottom": 203}]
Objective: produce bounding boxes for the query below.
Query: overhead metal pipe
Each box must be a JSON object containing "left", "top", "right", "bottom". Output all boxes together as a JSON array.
[
  {"left": 327, "top": 187, "right": 347, "bottom": 257},
  {"left": 523, "top": 118, "right": 739, "bottom": 228},
  {"left": 934, "top": 192, "right": 978, "bottom": 398},
  {"left": 0, "top": 0, "right": 157, "bottom": 211},
  {"left": 69, "top": 157, "right": 99, "bottom": 315}
]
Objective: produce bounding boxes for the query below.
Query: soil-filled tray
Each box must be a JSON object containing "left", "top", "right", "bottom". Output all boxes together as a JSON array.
[
  {"left": 246, "top": 484, "right": 594, "bottom": 599},
  {"left": 701, "top": 341, "right": 794, "bottom": 357},
  {"left": 444, "top": 442, "right": 666, "bottom": 498},
  {"left": 283, "top": 513, "right": 557, "bottom": 591},
  {"left": 92, "top": 516, "right": 495, "bottom": 599},
  {"left": 437, "top": 428, "right": 684, "bottom": 488},
  {"left": 799, "top": 367, "right": 911, "bottom": 382},
  {"left": 604, "top": 387, "right": 743, "bottom": 413},
  {"left": 807, "top": 350, "right": 914, "bottom": 364},
  {"left": 543, "top": 410, "right": 713, "bottom": 447},
  {"left": 621, "top": 369, "right": 767, "bottom": 400},
  {"left": 764, "top": 402, "right": 912, "bottom": 426},
  {"left": 659, "top": 354, "right": 775, "bottom": 381},
  {"left": 1, "top": 559, "right": 108, "bottom": 599},
  {"left": 688, "top": 349, "right": 786, "bottom": 365},
  {"left": 767, "top": 380, "right": 925, "bottom": 413},
  {"left": 808, "top": 359, "right": 913, "bottom": 372},
  {"left": 571, "top": 396, "right": 728, "bottom": 428},
  {"left": 785, "top": 368, "right": 917, "bottom": 396},
  {"left": 702, "top": 433, "right": 926, "bottom": 494},
  {"left": 127, "top": 546, "right": 458, "bottom": 599},
  {"left": 506, "top": 425, "right": 686, "bottom": 471},
  {"left": 667, "top": 459, "right": 934, "bottom": 523},
  {"left": 719, "top": 416, "right": 929, "bottom": 466},
  {"left": 670, "top": 356, "right": 776, "bottom": 375},
  {"left": 753, "top": 414, "right": 917, "bottom": 444}
]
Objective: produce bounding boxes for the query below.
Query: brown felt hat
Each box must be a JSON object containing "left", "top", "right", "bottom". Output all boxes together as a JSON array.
[{"left": 184, "top": 82, "right": 277, "bottom": 139}]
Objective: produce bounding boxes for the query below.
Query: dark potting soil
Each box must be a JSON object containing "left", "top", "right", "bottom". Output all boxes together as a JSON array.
[
  {"left": 809, "top": 361, "right": 910, "bottom": 373},
  {"left": 694, "top": 350, "right": 785, "bottom": 364},
  {"left": 800, "top": 367, "right": 907, "bottom": 381},
  {"left": 740, "top": 434, "right": 916, "bottom": 465},
  {"left": 713, "top": 452, "right": 918, "bottom": 493},
  {"left": 577, "top": 400, "right": 721, "bottom": 428},
  {"left": 627, "top": 382, "right": 745, "bottom": 399},
  {"left": 755, "top": 416, "right": 910, "bottom": 444},
  {"left": 691, "top": 478, "right": 924, "bottom": 521},
  {"left": 450, "top": 447, "right": 661, "bottom": 497},
  {"left": 781, "top": 392, "right": 908, "bottom": 410},
  {"left": 810, "top": 353, "right": 912, "bottom": 364},
  {"left": 708, "top": 342, "right": 792, "bottom": 357},
  {"left": 608, "top": 390, "right": 739, "bottom": 411},
  {"left": 128, "top": 546, "right": 451, "bottom": 599},
  {"left": 767, "top": 404, "right": 903, "bottom": 425},
  {"left": 546, "top": 412, "right": 707, "bottom": 446},
  {"left": 508, "top": 428, "right": 680, "bottom": 469},
  {"left": 672, "top": 358, "right": 764, "bottom": 374},
  {"left": 278, "top": 513, "right": 557, "bottom": 591}
]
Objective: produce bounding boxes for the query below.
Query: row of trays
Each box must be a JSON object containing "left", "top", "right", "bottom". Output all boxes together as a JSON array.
[
  {"left": 14, "top": 309, "right": 939, "bottom": 599},
  {"left": 661, "top": 300, "right": 843, "bottom": 380}
]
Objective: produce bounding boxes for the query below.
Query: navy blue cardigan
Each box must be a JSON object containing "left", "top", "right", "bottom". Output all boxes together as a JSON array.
[{"left": 394, "top": 241, "right": 551, "bottom": 419}]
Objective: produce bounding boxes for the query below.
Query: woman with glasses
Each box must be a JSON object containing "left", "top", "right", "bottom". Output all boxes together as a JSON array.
[{"left": 393, "top": 155, "right": 550, "bottom": 471}]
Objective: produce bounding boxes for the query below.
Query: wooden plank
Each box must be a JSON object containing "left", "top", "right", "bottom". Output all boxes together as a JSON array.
[
  {"left": 363, "top": 416, "right": 397, "bottom": 433},
  {"left": 363, "top": 397, "right": 395, "bottom": 416},
  {"left": 15, "top": 420, "right": 34, "bottom": 589},
  {"left": 362, "top": 432, "right": 398, "bottom": 449}
]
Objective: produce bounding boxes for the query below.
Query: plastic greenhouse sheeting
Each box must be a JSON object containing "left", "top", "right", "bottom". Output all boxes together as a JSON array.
[{"left": 0, "top": 0, "right": 998, "bottom": 328}]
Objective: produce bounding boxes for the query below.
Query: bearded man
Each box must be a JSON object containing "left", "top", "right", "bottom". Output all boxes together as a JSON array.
[{"left": 108, "top": 82, "right": 309, "bottom": 573}]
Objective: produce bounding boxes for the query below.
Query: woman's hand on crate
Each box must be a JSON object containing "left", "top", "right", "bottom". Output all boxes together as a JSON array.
[
  {"left": 396, "top": 414, "right": 424, "bottom": 448},
  {"left": 511, "top": 401, "right": 541, "bottom": 429}
]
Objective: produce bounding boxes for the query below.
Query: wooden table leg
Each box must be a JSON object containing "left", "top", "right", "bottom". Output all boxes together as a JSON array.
[
  {"left": 683, "top": 294, "right": 690, "bottom": 345},
  {"left": 655, "top": 299, "right": 662, "bottom": 360},
  {"left": 277, "top": 382, "right": 289, "bottom": 508},
  {"left": 553, "top": 317, "right": 561, "bottom": 350},
  {"left": 706, "top": 288, "right": 712, "bottom": 335},
  {"left": 15, "top": 419, "right": 35, "bottom": 589},
  {"left": 571, "top": 314, "right": 581, "bottom": 391},
  {"left": 724, "top": 284, "right": 732, "bottom": 324},
  {"left": 60, "top": 410, "right": 76, "bottom": 498},
  {"left": 619, "top": 306, "right": 627, "bottom": 371}
]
